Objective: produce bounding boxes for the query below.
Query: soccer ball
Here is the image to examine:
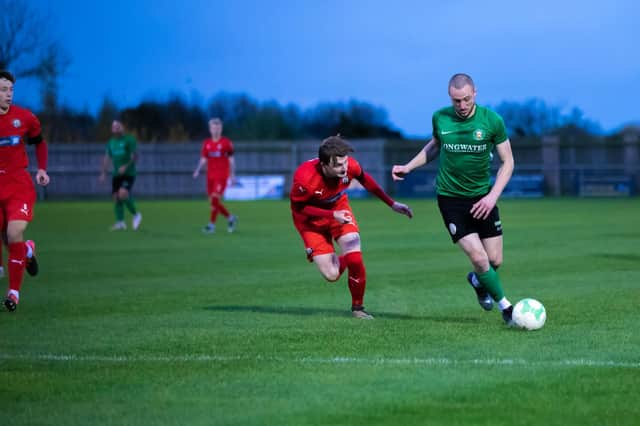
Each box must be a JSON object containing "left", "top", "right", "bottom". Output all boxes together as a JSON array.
[{"left": 512, "top": 298, "right": 546, "bottom": 330}]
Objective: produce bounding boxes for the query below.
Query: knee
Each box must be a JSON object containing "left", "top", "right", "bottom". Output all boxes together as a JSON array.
[
  {"left": 490, "top": 256, "right": 503, "bottom": 270},
  {"left": 339, "top": 233, "right": 361, "bottom": 253},
  {"left": 6, "top": 227, "right": 24, "bottom": 243},
  {"left": 469, "top": 250, "right": 490, "bottom": 271},
  {"left": 322, "top": 268, "right": 341, "bottom": 282},
  {"left": 118, "top": 189, "right": 129, "bottom": 200},
  {"left": 318, "top": 256, "right": 341, "bottom": 282}
]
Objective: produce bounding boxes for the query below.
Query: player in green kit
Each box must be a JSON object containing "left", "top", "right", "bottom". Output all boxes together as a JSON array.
[
  {"left": 99, "top": 120, "right": 142, "bottom": 231},
  {"left": 392, "top": 73, "right": 516, "bottom": 326}
]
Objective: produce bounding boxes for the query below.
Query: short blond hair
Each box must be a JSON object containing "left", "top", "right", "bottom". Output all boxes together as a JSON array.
[{"left": 449, "top": 73, "right": 475, "bottom": 90}]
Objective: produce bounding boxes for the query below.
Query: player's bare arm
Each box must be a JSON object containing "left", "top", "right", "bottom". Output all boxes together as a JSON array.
[
  {"left": 193, "top": 157, "right": 207, "bottom": 178},
  {"left": 99, "top": 155, "right": 110, "bottom": 182},
  {"left": 228, "top": 155, "right": 236, "bottom": 184},
  {"left": 470, "top": 140, "right": 514, "bottom": 220},
  {"left": 391, "top": 137, "right": 440, "bottom": 180}
]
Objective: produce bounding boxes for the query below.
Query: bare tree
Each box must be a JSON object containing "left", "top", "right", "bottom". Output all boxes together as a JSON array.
[{"left": 0, "top": 0, "right": 70, "bottom": 96}]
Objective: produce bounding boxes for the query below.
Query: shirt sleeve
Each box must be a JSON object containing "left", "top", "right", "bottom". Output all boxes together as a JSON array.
[
  {"left": 290, "top": 176, "right": 334, "bottom": 218},
  {"left": 431, "top": 112, "right": 439, "bottom": 139},
  {"left": 349, "top": 157, "right": 362, "bottom": 178},
  {"left": 26, "top": 110, "right": 42, "bottom": 138},
  {"left": 492, "top": 112, "right": 508, "bottom": 144},
  {"left": 290, "top": 164, "right": 314, "bottom": 204},
  {"left": 290, "top": 178, "right": 311, "bottom": 203},
  {"left": 227, "top": 139, "right": 234, "bottom": 156}
]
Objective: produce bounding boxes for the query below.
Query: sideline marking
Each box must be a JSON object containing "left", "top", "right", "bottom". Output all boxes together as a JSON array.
[{"left": 0, "top": 353, "right": 638, "bottom": 368}]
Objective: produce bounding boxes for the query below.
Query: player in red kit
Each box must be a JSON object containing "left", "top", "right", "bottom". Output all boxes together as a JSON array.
[
  {"left": 0, "top": 70, "right": 50, "bottom": 312},
  {"left": 193, "top": 118, "right": 237, "bottom": 233},
  {"left": 290, "top": 135, "right": 413, "bottom": 319}
]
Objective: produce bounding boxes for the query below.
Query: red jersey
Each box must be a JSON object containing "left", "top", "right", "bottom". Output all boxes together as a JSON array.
[
  {"left": 201, "top": 136, "right": 233, "bottom": 179},
  {"left": 290, "top": 157, "right": 363, "bottom": 225},
  {"left": 0, "top": 105, "right": 41, "bottom": 173}
]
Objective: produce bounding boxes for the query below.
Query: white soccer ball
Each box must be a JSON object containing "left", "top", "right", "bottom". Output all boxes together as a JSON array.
[{"left": 512, "top": 298, "right": 546, "bottom": 330}]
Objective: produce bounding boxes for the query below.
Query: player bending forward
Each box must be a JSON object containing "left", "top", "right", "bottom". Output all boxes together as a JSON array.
[{"left": 290, "top": 135, "right": 412, "bottom": 319}]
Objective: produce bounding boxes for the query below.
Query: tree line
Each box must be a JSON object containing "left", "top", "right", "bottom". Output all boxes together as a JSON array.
[
  {"left": 39, "top": 94, "right": 404, "bottom": 143},
  {"left": 37, "top": 92, "right": 609, "bottom": 143}
]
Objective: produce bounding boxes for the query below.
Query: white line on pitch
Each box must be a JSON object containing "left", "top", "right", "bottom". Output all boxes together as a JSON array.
[{"left": 0, "top": 353, "right": 638, "bottom": 369}]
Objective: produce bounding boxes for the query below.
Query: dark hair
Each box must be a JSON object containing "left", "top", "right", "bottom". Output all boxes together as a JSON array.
[
  {"left": 318, "top": 135, "right": 354, "bottom": 165},
  {"left": 449, "top": 73, "right": 474, "bottom": 90},
  {"left": 0, "top": 70, "right": 16, "bottom": 83}
]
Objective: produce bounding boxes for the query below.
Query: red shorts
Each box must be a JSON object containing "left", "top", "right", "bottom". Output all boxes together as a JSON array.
[
  {"left": 207, "top": 177, "right": 228, "bottom": 197},
  {"left": 0, "top": 170, "right": 36, "bottom": 224},
  {"left": 294, "top": 204, "right": 359, "bottom": 257}
]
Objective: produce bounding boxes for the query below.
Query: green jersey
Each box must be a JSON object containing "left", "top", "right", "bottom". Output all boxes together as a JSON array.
[
  {"left": 432, "top": 105, "right": 508, "bottom": 197},
  {"left": 106, "top": 134, "right": 137, "bottom": 176}
]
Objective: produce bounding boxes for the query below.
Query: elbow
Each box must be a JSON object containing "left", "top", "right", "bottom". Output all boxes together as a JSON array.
[{"left": 500, "top": 155, "right": 514, "bottom": 171}]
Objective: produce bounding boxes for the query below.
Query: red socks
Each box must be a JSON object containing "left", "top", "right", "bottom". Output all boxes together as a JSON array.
[
  {"left": 210, "top": 197, "right": 230, "bottom": 222},
  {"left": 8, "top": 242, "right": 26, "bottom": 292},
  {"left": 338, "top": 255, "right": 348, "bottom": 275},
  {"left": 344, "top": 251, "right": 366, "bottom": 307}
]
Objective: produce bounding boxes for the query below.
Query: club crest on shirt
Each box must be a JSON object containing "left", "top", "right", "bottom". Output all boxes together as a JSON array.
[
  {"left": 473, "top": 129, "right": 485, "bottom": 141},
  {"left": 12, "top": 119, "right": 21, "bottom": 128}
]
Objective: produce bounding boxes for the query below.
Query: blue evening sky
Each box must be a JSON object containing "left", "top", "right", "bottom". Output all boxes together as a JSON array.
[{"left": 19, "top": 0, "right": 640, "bottom": 136}]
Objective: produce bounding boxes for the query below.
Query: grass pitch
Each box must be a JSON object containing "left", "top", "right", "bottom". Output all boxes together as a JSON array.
[{"left": 1, "top": 198, "right": 639, "bottom": 425}]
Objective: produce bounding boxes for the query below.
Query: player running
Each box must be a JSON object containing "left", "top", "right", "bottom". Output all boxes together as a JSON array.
[
  {"left": 290, "top": 135, "right": 413, "bottom": 319},
  {"left": 193, "top": 118, "right": 237, "bottom": 233},
  {"left": 0, "top": 70, "right": 50, "bottom": 312},
  {"left": 392, "top": 73, "right": 516, "bottom": 326},
  {"left": 99, "top": 120, "right": 142, "bottom": 231}
]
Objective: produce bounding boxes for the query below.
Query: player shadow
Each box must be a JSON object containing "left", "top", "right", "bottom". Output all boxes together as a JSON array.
[{"left": 203, "top": 305, "right": 477, "bottom": 323}]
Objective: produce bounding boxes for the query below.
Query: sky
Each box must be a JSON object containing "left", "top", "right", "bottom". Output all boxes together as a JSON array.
[{"left": 18, "top": 0, "right": 640, "bottom": 137}]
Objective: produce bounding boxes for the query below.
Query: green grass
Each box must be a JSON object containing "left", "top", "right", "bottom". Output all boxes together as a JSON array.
[{"left": 1, "top": 198, "right": 639, "bottom": 426}]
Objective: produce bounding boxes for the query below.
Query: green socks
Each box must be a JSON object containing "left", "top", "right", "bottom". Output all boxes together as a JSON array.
[
  {"left": 477, "top": 267, "right": 505, "bottom": 301},
  {"left": 124, "top": 198, "right": 137, "bottom": 215},
  {"left": 115, "top": 198, "right": 137, "bottom": 222},
  {"left": 114, "top": 201, "right": 124, "bottom": 221}
]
